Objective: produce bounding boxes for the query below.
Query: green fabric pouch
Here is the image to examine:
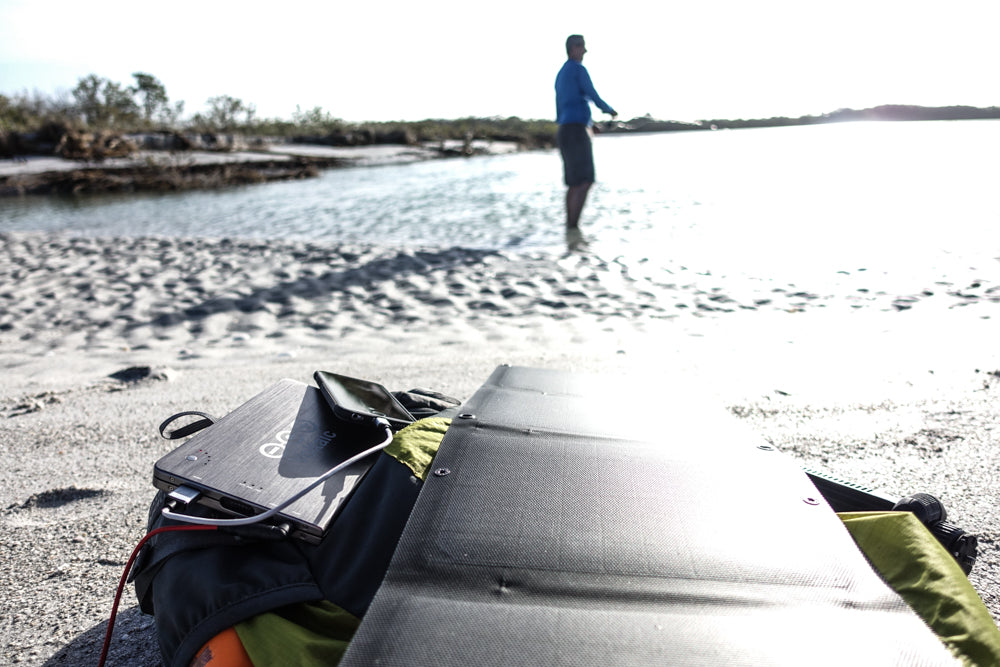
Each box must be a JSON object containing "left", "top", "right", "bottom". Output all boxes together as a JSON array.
[
  {"left": 383, "top": 416, "right": 451, "bottom": 481},
  {"left": 840, "top": 511, "right": 1000, "bottom": 667},
  {"left": 235, "top": 600, "right": 360, "bottom": 666}
]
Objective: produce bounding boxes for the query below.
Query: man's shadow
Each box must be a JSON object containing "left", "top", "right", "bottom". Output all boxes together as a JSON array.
[{"left": 132, "top": 246, "right": 501, "bottom": 331}]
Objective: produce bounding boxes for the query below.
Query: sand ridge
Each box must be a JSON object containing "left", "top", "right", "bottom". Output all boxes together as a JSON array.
[{"left": 3, "top": 231, "right": 997, "bottom": 360}]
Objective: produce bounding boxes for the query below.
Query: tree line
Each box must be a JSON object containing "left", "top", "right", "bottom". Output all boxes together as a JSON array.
[
  {"left": 3, "top": 71, "right": 998, "bottom": 149},
  {"left": 1, "top": 72, "right": 273, "bottom": 133},
  {"left": 0, "top": 72, "right": 558, "bottom": 147}
]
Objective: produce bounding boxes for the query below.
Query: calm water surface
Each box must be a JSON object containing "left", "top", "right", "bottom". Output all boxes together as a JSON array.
[{"left": 2, "top": 121, "right": 998, "bottom": 286}]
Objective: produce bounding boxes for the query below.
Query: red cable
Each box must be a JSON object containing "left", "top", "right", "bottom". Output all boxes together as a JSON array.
[{"left": 98, "top": 525, "right": 217, "bottom": 667}]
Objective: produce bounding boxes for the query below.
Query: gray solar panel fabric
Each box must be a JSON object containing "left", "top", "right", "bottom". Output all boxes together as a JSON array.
[{"left": 341, "top": 365, "right": 958, "bottom": 666}]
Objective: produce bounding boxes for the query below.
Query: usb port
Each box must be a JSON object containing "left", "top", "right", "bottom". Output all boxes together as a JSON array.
[{"left": 168, "top": 485, "right": 202, "bottom": 505}]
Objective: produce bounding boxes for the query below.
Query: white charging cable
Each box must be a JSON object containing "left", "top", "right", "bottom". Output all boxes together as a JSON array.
[{"left": 161, "top": 420, "right": 393, "bottom": 528}]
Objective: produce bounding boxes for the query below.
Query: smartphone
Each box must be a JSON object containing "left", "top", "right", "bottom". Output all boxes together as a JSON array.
[{"left": 314, "top": 371, "right": 415, "bottom": 431}]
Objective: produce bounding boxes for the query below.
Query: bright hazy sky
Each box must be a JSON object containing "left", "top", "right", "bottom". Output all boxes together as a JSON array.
[{"left": 1, "top": 0, "right": 997, "bottom": 123}]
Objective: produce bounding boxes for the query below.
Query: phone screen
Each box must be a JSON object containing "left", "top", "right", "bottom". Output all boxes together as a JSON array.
[{"left": 314, "top": 371, "right": 415, "bottom": 427}]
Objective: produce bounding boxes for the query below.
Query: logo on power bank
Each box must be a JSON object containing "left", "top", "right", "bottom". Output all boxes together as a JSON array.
[
  {"left": 259, "top": 430, "right": 289, "bottom": 458},
  {"left": 259, "top": 420, "right": 335, "bottom": 458}
]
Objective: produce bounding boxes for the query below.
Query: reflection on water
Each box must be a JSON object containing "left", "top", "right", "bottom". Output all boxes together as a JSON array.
[{"left": 2, "top": 121, "right": 998, "bottom": 285}]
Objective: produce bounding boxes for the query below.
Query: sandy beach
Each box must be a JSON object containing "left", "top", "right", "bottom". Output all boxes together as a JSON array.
[{"left": 2, "top": 229, "right": 1000, "bottom": 665}]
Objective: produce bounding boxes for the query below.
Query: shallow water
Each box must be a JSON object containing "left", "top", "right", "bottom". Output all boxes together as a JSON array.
[{"left": 2, "top": 120, "right": 999, "bottom": 288}]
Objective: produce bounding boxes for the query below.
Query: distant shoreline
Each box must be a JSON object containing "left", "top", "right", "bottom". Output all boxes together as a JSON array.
[
  {"left": 603, "top": 103, "right": 1000, "bottom": 134},
  {"left": 3, "top": 103, "right": 998, "bottom": 197}
]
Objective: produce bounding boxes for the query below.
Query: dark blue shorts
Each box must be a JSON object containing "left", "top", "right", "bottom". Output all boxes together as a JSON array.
[{"left": 557, "top": 124, "right": 594, "bottom": 187}]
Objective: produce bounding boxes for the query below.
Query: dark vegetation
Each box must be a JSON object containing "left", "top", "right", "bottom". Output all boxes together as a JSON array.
[
  {"left": 0, "top": 72, "right": 558, "bottom": 161},
  {"left": 1, "top": 73, "right": 565, "bottom": 194}
]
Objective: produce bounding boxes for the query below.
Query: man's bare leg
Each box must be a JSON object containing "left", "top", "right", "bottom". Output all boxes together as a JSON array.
[{"left": 566, "top": 182, "right": 592, "bottom": 229}]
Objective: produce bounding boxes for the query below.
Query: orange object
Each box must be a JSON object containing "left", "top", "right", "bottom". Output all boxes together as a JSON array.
[{"left": 189, "top": 627, "right": 254, "bottom": 667}]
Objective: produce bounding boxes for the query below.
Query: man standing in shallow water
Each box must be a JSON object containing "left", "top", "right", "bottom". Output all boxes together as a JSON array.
[{"left": 555, "top": 34, "right": 617, "bottom": 230}]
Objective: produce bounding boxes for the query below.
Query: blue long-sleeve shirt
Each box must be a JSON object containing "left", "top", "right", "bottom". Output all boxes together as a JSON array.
[{"left": 555, "top": 59, "right": 615, "bottom": 126}]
